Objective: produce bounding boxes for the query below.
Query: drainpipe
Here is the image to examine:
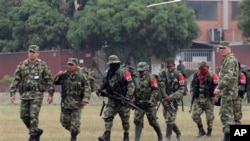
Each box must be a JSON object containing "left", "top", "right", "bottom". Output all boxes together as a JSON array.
[{"left": 222, "top": 0, "right": 228, "bottom": 30}]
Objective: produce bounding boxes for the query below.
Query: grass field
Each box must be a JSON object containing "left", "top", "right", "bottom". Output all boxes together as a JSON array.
[{"left": 1, "top": 92, "right": 250, "bottom": 141}]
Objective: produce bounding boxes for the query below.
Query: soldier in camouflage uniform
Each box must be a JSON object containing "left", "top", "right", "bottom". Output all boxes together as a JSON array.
[
  {"left": 214, "top": 41, "right": 239, "bottom": 141},
  {"left": 133, "top": 62, "right": 162, "bottom": 141},
  {"left": 159, "top": 58, "right": 185, "bottom": 141},
  {"left": 9, "top": 45, "right": 54, "bottom": 141},
  {"left": 54, "top": 58, "right": 90, "bottom": 141},
  {"left": 96, "top": 55, "right": 135, "bottom": 141},
  {"left": 190, "top": 61, "right": 218, "bottom": 138}
]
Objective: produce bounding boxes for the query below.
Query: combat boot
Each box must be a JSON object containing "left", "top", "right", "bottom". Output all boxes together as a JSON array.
[
  {"left": 206, "top": 128, "right": 212, "bottom": 137},
  {"left": 196, "top": 124, "right": 206, "bottom": 138},
  {"left": 98, "top": 130, "right": 111, "bottom": 141},
  {"left": 134, "top": 125, "right": 142, "bottom": 141},
  {"left": 166, "top": 124, "right": 173, "bottom": 141},
  {"left": 36, "top": 128, "right": 43, "bottom": 141},
  {"left": 172, "top": 123, "right": 181, "bottom": 141},
  {"left": 123, "top": 132, "right": 129, "bottom": 141},
  {"left": 223, "top": 133, "right": 230, "bottom": 141},
  {"left": 71, "top": 132, "right": 78, "bottom": 141},
  {"left": 153, "top": 125, "right": 163, "bottom": 141},
  {"left": 29, "top": 135, "right": 37, "bottom": 141}
]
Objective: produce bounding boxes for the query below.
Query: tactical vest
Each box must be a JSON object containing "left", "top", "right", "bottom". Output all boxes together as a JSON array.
[
  {"left": 135, "top": 73, "right": 153, "bottom": 100},
  {"left": 192, "top": 73, "right": 216, "bottom": 98}
]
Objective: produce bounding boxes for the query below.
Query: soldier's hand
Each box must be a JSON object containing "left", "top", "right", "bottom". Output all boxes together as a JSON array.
[
  {"left": 82, "top": 101, "right": 89, "bottom": 106},
  {"left": 10, "top": 96, "right": 15, "bottom": 104},
  {"left": 96, "top": 89, "right": 101, "bottom": 97},
  {"left": 165, "top": 96, "right": 171, "bottom": 102},
  {"left": 214, "top": 88, "right": 221, "bottom": 95},
  {"left": 47, "top": 96, "right": 53, "bottom": 104},
  {"left": 56, "top": 71, "right": 64, "bottom": 76}
]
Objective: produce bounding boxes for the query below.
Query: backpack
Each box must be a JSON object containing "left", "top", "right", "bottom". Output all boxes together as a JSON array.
[
  {"left": 240, "top": 65, "right": 250, "bottom": 103},
  {"left": 120, "top": 64, "right": 140, "bottom": 94},
  {"left": 80, "top": 67, "right": 96, "bottom": 92}
]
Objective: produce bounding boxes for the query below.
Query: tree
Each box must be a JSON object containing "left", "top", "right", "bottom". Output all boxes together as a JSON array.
[
  {"left": 1, "top": 0, "right": 70, "bottom": 52},
  {"left": 67, "top": 0, "right": 200, "bottom": 62},
  {"left": 238, "top": 0, "right": 250, "bottom": 39}
]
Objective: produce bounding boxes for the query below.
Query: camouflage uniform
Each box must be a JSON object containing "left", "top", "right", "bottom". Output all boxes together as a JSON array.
[
  {"left": 190, "top": 61, "right": 218, "bottom": 138},
  {"left": 134, "top": 62, "right": 162, "bottom": 141},
  {"left": 54, "top": 58, "right": 90, "bottom": 141},
  {"left": 98, "top": 55, "right": 135, "bottom": 141},
  {"left": 9, "top": 45, "right": 54, "bottom": 141},
  {"left": 159, "top": 58, "right": 185, "bottom": 141},
  {"left": 176, "top": 60, "right": 186, "bottom": 77},
  {"left": 216, "top": 41, "right": 239, "bottom": 141}
]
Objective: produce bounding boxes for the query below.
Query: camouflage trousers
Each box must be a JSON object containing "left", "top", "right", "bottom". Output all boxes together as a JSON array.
[
  {"left": 162, "top": 104, "right": 177, "bottom": 124},
  {"left": 234, "top": 96, "right": 242, "bottom": 124},
  {"left": 103, "top": 99, "right": 130, "bottom": 132},
  {"left": 60, "top": 107, "right": 82, "bottom": 133},
  {"left": 220, "top": 93, "right": 241, "bottom": 134},
  {"left": 20, "top": 98, "right": 43, "bottom": 135},
  {"left": 134, "top": 106, "right": 159, "bottom": 127},
  {"left": 191, "top": 97, "right": 214, "bottom": 129}
]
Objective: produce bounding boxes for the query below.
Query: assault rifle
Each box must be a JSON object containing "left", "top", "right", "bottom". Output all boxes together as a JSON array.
[
  {"left": 98, "top": 90, "right": 144, "bottom": 112},
  {"left": 135, "top": 100, "right": 157, "bottom": 109}
]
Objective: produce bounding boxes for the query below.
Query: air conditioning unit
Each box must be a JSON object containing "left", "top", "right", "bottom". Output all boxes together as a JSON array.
[{"left": 209, "top": 28, "right": 222, "bottom": 43}]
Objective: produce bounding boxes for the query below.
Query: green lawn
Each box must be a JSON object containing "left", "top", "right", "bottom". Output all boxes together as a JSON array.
[{"left": 0, "top": 92, "right": 250, "bottom": 141}]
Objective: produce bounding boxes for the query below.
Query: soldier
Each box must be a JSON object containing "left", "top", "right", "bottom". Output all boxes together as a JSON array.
[
  {"left": 159, "top": 58, "right": 184, "bottom": 141},
  {"left": 214, "top": 41, "right": 239, "bottom": 141},
  {"left": 190, "top": 61, "right": 218, "bottom": 138},
  {"left": 177, "top": 59, "right": 186, "bottom": 77},
  {"left": 133, "top": 62, "right": 163, "bottom": 141},
  {"left": 96, "top": 55, "right": 135, "bottom": 141},
  {"left": 54, "top": 58, "right": 90, "bottom": 141},
  {"left": 9, "top": 45, "right": 54, "bottom": 141}
]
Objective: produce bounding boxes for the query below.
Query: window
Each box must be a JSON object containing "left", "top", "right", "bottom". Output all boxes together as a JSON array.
[
  {"left": 187, "top": 1, "right": 217, "bottom": 20},
  {"left": 232, "top": 1, "right": 240, "bottom": 20}
]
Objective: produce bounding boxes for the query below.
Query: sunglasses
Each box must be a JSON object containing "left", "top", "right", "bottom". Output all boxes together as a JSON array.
[
  {"left": 219, "top": 47, "right": 226, "bottom": 50},
  {"left": 68, "top": 63, "right": 74, "bottom": 66}
]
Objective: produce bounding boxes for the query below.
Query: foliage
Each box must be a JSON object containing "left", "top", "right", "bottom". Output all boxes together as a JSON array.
[
  {"left": 67, "top": 0, "right": 200, "bottom": 62},
  {"left": 0, "top": 75, "right": 13, "bottom": 83},
  {"left": 238, "top": 0, "right": 250, "bottom": 38}
]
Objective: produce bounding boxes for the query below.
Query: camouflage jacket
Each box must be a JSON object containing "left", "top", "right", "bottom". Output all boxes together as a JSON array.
[
  {"left": 9, "top": 59, "right": 54, "bottom": 99},
  {"left": 99, "top": 67, "right": 135, "bottom": 100},
  {"left": 135, "top": 73, "right": 158, "bottom": 103},
  {"left": 217, "top": 53, "right": 239, "bottom": 95},
  {"left": 54, "top": 68, "right": 90, "bottom": 109},
  {"left": 159, "top": 68, "right": 185, "bottom": 101}
]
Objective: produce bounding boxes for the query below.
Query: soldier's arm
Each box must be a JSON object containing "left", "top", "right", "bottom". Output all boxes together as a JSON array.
[
  {"left": 9, "top": 64, "right": 22, "bottom": 97},
  {"left": 170, "top": 74, "right": 185, "bottom": 100},
  {"left": 43, "top": 63, "right": 55, "bottom": 97},
  {"left": 82, "top": 74, "right": 91, "bottom": 102},
  {"left": 217, "top": 59, "right": 238, "bottom": 90},
  {"left": 124, "top": 70, "right": 135, "bottom": 100},
  {"left": 150, "top": 76, "right": 158, "bottom": 102}
]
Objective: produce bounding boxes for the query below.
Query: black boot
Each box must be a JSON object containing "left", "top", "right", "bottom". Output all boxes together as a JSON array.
[
  {"left": 29, "top": 135, "right": 37, "bottom": 141},
  {"left": 172, "top": 123, "right": 181, "bottom": 141},
  {"left": 196, "top": 124, "right": 206, "bottom": 138},
  {"left": 134, "top": 125, "right": 142, "bottom": 141},
  {"left": 36, "top": 128, "right": 43, "bottom": 141},
  {"left": 166, "top": 124, "right": 173, "bottom": 141},
  {"left": 223, "top": 133, "right": 230, "bottom": 141},
  {"left": 98, "top": 131, "right": 111, "bottom": 141},
  {"left": 153, "top": 125, "right": 163, "bottom": 141},
  {"left": 206, "top": 128, "right": 212, "bottom": 137},
  {"left": 71, "top": 132, "right": 78, "bottom": 141},
  {"left": 123, "top": 132, "right": 129, "bottom": 141}
]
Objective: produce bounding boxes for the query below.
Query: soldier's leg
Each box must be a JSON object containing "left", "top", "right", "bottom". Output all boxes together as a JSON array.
[
  {"left": 191, "top": 101, "right": 205, "bottom": 138},
  {"left": 233, "top": 96, "right": 242, "bottom": 125},
  {"left": 20, "top": 100, "right": 31, "bottom": 129},
  {"left": 220, "top": 95, "right": 234, "bottom": 141},
  {"left": 70, "top": 108, "right": 82, "bottom": 141},
  {"left": 133, "top": 109, "right": 145, "bottom": 141},
  {"left": 163, "top": 106, "right": 176, "bottom": 141},
  {"left": 60, "top": 108, "right": 71, "bottom": 131},
  {"left": 146, "top": 107, "right": 162, "bottom": 141},
  {"left": 119, "top": 106, "right": 130, "bottom": 141},
  {"left": 98, "top": 102, "right": 117, "bottom": 141},
  {"left": 205, "top": 98, "right": 215, "bottom": 137},
  {"left": 29, "top": 98, "right": 43, "bottom": 140}
]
